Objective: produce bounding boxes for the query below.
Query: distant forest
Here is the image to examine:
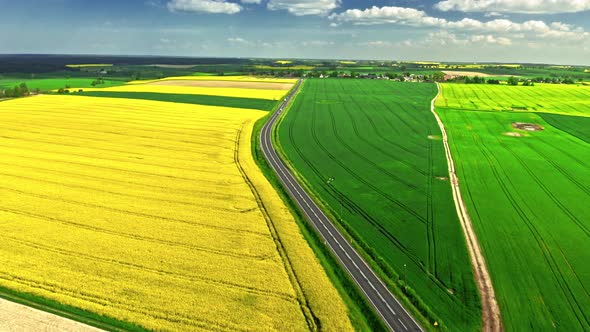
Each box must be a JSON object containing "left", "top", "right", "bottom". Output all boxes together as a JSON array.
[{"left": 0, "top": 55, "right": 253, "bottom": 73}]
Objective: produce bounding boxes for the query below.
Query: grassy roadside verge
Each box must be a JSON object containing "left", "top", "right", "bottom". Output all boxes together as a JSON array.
[
  {"left": 0, "top": 286, "right": 144, "bottom": 331},
  {"left": 251, "top": 82, "right": 388, "bottom": 332},
  {"left": 269, "top": 81, "right": 442, "bottom": 331}
]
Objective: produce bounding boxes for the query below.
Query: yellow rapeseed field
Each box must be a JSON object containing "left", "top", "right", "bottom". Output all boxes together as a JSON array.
[
  {"left": 75, "top": 84, "right": 289, "bottom": 100},
  {"left": 66, "top": 64, "right": 113, "bottom": 68},
  {"left": 128, "top": 76, "right": 299, "bottom": 84},
  {"left": 0, "top": 95, "right": 353, "bottom": 331}
]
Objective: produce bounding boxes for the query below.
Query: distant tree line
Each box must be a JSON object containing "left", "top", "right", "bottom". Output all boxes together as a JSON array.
[
  {"left": 530, "top": 76, "right": 581, "bottom": 84},
  {"left": 1, "top": 83, "right": 40, "bottom": 98},
  {"left": 91, "top": 78, "right": 106, "bottom": 86}
]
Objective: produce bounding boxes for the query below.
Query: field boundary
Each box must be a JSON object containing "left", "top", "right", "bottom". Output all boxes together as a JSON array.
[{"left": 431, "top": 83, "right": 503, "bottom": 332}]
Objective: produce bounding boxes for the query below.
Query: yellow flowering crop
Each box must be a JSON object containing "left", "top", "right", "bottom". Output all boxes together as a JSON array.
[
  {"left": 75, "top": 84, "right": 289, "bottom": 100},
  {"left": 127, "top": 76, "right": 299, "bottom": 84},
  {"left": 0, "top": 95, "right": 352, "bottom": 331},
  {"left": 65, "top": 64, "right": 113, "bottom": 68}
]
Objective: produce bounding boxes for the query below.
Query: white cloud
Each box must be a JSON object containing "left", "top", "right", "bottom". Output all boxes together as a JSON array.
[
  {"left": 301, "top": 40, "right": 335, "bottom": 46},
  {"left": 484, "top": 11, "right": 503, "bottom": 17},
  {"left": 434, "top": 0, "right": 590, "bottom": 14},
  {"left": 167, "top": 0, "right": 242, "bottom": 14},
  {"left": 240, "top": 0, "right": 261, "bottom": 3},
  {"left": 421, "top": 31, "right": 512, "bottom": 47},
  {"left": 329, "top": 6, "right": 590, "bottom": 43},
  {"left": 227, "top": 38, "right": 284, "bottom": 48},
  {"left": 329, "top": 6, "right": 441, "bottom": 26},
  {"left": 472, "top": 35, "right": 512, "bottom": 45},
  {"left": 361, "top": 40, "right": 393, "bottom": 47},
  {"left": 267, "top": 0, "right": 340, "bottom": 16},
  {"left": 227, "top": 37, "right": 250, "bottom": 44}
]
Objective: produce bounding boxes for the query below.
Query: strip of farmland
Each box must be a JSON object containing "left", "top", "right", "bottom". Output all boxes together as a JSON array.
[
  {"left": 437, "top": 83, "right": 590, "bottom": 331},
  {"left": 436, "top": 83, "right": 590, "bottom": 117},
  {"left": 71, "top": 91, "right": 276, "bottom": 111},
  {"left": 537, "top": 112, "right": 590, "bottom": 144},
  {"left": 276, "top": 79, "right": 481, "bottom": 331}
]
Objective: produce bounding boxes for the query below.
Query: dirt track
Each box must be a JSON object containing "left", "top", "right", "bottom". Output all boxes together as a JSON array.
[
  {"left": 0, "top": 299, "right": 103, "bottom": 332},
  {"left": 431, "top": 83, "right": 503, "bottom": 332},
  {"left": 148, "top": 80, "right": 293, "bottom": 90}
]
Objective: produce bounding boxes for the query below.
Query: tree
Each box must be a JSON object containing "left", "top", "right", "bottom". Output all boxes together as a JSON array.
[
  {"left": 433, "top": 72, "right": 445, "bottom": 81},
  {"left": 19, "top": 83, "right": 29, "bottom": 96},
  {"left": 507, "top": 76, "right": 519, "bottom": 86}
]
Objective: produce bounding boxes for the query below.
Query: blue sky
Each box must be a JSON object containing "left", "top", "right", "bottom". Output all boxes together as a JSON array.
[{"left": 1, "top": 0, "right": 589, "bottom": 65}]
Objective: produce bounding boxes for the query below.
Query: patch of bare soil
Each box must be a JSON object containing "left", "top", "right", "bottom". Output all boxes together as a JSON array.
[
  {"left": 0, "top": 299, "right": 103, "bottom": 332},
  {"left": 512, "top": 122, "right": 544, "bottom": 131},
  {"left": 503, "top": 132, "right": 523, "bottom": 137},
  {"left": 443, "top": 71, "right": 494, "bottom": 77},
  {"left": 431, "top": 83, "right": 504, "bottom": 332},
  {"left": 443, "top": 71, "right": 517, "bottom": 78},
  {"left": 148, "top": 80, "right": 293, "bottom": 90}
]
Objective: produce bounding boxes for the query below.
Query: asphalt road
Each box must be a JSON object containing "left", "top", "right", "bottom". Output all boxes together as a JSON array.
[{"left": 259, "top": 79, "right": 423, "bottom": 332}]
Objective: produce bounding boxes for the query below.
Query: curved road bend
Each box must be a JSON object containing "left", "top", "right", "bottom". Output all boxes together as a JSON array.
[{"left": 260, "top": 79, "right": 422, "bottom": 332}]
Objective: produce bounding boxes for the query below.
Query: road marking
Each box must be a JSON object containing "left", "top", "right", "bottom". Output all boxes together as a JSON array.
[{"left": 398, "top": 318, "right": 408, "bottom": 331}]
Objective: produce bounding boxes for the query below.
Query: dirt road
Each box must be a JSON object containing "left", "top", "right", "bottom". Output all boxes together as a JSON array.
[{"left": 430, "top": 83, "right": 503, "bottom": 332}]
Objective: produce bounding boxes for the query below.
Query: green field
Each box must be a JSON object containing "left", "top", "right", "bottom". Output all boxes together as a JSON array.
[
  {"left": 277, "top": 79, "right": 481, "bottom": 331},
  {"left": 437, "top": 83, "right": 590, "bottom": 116},
  {"left": 437, "top": 83, "right": 590, "bottom": 331},
  {"left": 72, "top": 91, "right": 276, "bottom": 111},
  {"left": 0, "top": 78, "right": 124, "bottom": 92},
  {"left": 538, "top": 113, "right": 590, "bottom": 144}
]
